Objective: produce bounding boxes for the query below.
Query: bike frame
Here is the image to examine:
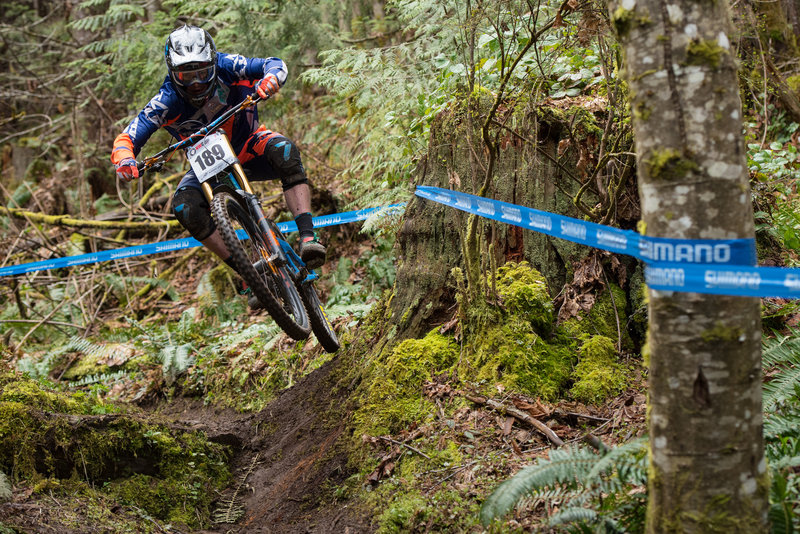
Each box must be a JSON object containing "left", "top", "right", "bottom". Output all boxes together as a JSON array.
[
  {"left": 138, "top": 94, "right": 338, "bottom": 350},
  {"left": 139, "top": 94, "right": 311, "bottom": 283}
]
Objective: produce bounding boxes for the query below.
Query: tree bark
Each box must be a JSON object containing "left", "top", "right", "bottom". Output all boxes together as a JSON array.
[
  {"left": 608, "top": 0, "right": 768, "bottom": 531},
  {"left": 389, "top": 105, "right": 587, "bottom": 342}
]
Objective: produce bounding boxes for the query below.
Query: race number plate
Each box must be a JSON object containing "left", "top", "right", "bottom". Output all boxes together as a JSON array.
[{"left": 186, "top": 131, "right": 238, "bottom": 183}]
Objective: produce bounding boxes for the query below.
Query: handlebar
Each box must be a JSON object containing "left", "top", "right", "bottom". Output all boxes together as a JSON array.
[{"left": 137, "top": 93, "right": 265, "bottom": 175}]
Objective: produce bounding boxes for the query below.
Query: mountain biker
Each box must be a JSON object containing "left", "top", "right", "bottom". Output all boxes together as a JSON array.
[{"left": 110, "top": 24, "right": 327, "bottom": 279}]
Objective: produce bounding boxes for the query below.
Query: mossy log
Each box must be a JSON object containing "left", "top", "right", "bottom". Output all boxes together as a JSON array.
[{"left": 0, "top": 205, "right": 179, "bottom": 233}]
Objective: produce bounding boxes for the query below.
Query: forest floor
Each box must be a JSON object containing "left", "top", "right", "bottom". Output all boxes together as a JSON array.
[
  {"left": 156, "top": 360, "right": 375, "bottom": 534},
  {"left": 1, "top": 344, "right": 647, "bottom": 533},
  {"left": 0, "top": 251, "right": 649, "bottom": 534}
]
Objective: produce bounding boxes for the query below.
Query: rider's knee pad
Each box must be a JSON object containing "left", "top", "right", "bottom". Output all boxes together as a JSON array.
[
  {"left": 264, "top": 138, "right": 309, "bottom": 190},
  {"left": 281, "top": 173, "right": 309, "bottom": 191},
  {"left": 172, "top": 186, "right": 215, "bottom": 241}
]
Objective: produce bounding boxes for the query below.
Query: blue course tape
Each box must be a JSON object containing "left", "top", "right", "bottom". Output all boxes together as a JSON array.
[
  {"left": 644, "top": 264, "right": 800, "bottom": 299},
  {"left": 415, "top": 186, "right": 800, "bottom": 299},
  {"left": 0, "top": 204, "right": 406, "bottom": 278},
  {"left": 415, "top": 186, "right": 756, "bottom": 266}
]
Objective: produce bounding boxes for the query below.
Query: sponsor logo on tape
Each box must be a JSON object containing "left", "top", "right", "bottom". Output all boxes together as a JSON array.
[
  {"left": 560, "top": 220, "right": 587, "bottom": 241},
  {"left": 704, "top": 269, "right": 761, "bottom": 290},
  {"left": 477, "top": 199, "right": 495, "bottom": 216},
  {"left": 111, "top": 248, "right": 143, "bottom": 260},
  {"left": 434, "top": 192, "right": 451, "bottom": 204},
  {"left": 640, "top": 241, "right": 731, "bottom": 264},
  {"left": 156, "top": 241, "right": 190, "bottom": 253},
  {"left": 596, "top": 229, "right": 628, "bottom": 250},
  {"left": 67, "top": 255, "right": 98, "bottom": 266},
  {"left": 500, "top": 205, "right": 522, "bottom": 223},
  {"left": 455, "top": 195, "right": 472, "bottom": 210},
  {"left": 528, "top": 213, "right": 552, "bottom": 231},
  {"left": 319, "top": 215, "right": 342, "bottom": 225},
  {"left": 783, "top": 274, "right": 800, "bottom": 291},
  {"left": 646, "top": 267, "right": 686, "bottom": 287}
]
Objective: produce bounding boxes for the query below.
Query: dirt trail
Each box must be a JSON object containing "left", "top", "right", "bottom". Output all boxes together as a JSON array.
[{"left": 161, "top": 357, "right": 373, "bottom": 534}]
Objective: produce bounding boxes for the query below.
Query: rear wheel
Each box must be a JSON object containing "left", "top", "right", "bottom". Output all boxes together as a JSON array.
[
  {"left": 299, "top": 281, "right": 340, "bottom": 353},
  {"left": 211, "top": 191, "right": 310, "bottom": 340}
]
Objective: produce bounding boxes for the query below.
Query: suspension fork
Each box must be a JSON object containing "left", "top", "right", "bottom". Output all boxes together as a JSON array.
[
  {"left": 198, "top": 132, "right": 286, "bottom": 268},
  {"left": 200, "top": 132, "right": 255, "bottom": 203}
]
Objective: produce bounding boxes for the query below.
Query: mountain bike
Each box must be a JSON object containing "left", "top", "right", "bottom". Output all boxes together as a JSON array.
[{"left": 136, "top": 94, "right": 339, "bottom": 352}]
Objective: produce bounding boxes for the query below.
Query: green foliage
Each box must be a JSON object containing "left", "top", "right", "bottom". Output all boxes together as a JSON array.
[
  {"left": 762, "top": 331, "right": 800, "bottom": 531},
  {"left": 470, "top": 317, "right": 574, "bottom": 400},
  {"left": 301, "top": 0, "right": 602, "bottom": 203},
  {"left": 0, "top": 371, "right": 230, "bottom": 529},
  {"left": 562, "top": 282, "right": 631, "bottom": 350},
  {"left": 749, "top": 139, "right": 800, "bottom": 255},
  {"left": 324, "top": 233, "right": 396, "bottom": 310},
  {"left": 570, "top": 335, "right": 628, "bottom": 404},
  {"left": 476, "top": 328, "right": 800, "bottom": 533},
  {"left": 459, "top": 261, "right": 577, "bottom": 400},
  {"left": 377, "top": 491, "right": 429, "bottom": 533},
  {"left": 0, "top": 472, "right": 10, "bottom": 502},
  {"left": 355, "top": 329, "right": 458, "bottom": 436},
  {"left": 480, "top": 439, "right": 648, "bottom": 531},
  {"left": 494, "top": 260, "right": 554, "bottom": 336}
]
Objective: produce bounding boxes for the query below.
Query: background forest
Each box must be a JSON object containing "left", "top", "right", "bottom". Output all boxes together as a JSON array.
[{"left": 1, "top": 0, "right": 800, "bottom": 532}]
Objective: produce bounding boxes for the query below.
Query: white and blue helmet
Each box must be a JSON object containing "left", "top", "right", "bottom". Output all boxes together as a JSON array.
[{"left": 165, "top": 25, "right": 218, "bottom": 107}]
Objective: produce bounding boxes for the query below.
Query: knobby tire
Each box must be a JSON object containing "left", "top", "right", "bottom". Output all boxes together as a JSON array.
[
  {"left": 264, "top": 218, "right": 339, "bottom": 353},
  {"left": 299, "top": 282, "right": 340, "bottom": 353},
  {"left": 211, "top": 192, "right": 310, "bottom": 340}
]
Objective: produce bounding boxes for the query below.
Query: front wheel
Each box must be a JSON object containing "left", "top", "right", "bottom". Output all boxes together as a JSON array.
[
  {"left": 211, "top": 191, "right": 310, "bottom": 340},
  {"left": 299, "top": 281, "right": 340, "bottom": 353}
]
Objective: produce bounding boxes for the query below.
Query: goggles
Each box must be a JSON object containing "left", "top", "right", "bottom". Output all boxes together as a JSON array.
[{"left": 174, "top": 65, "right": 215, "bottom": 86}]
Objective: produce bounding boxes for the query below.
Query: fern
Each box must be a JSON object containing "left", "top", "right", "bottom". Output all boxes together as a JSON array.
[
  {"left": 480, "top": 446, "right": 607, "bottom": 525},
  {"left": 762, "top": 330, "right": 800, "bottom": 532},
  {"left": 0, "top": 471, "right": 11, "bottom": 502},
  {"left": 159, "top": 343, "right": 195, "bottom": 386},
  {"left": 213, "top": 453, "right": 259, "bottom": 524},
  {"left": 70, "top": 370, "right": 128, "bottom": 388},
  {"left": 481, "top": 328, "right": 800, "bottom": 532},
  {"left": 480, "top": 439, "right": 648, "bottom": 530},
  {"left": 16, "top": 335, "right": 107, "bottom": 379}
]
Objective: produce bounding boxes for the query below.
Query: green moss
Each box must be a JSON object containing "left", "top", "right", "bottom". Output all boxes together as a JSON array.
[
  {"left": 570, "top": 335, "right": 628, "bottom": 404},
  {"left": 0, "top": 378, "right": 86, "bottom": 414},
  {"left": 685, "top": 39, "right": 726, "bottom": 69},
  {"left": 646, "top": 148, "right": 699, "bottom": 181},
  {"left": 377, "top": 491, "right": 430, "bottom": 534},
  {"left": 355, "top": 330, "right": 458, "bottom": 436},
  {"left": 60, "top": 355, "right": 110, "bottom": 381},
  {"left": 700, "top": 322, "right": 744, "bottom": 343},
  {"left": 633, "top": 101, "right": 652, "bottom": 121},
  {"left": 611, "top": 7, "right": 652, "bottom": 37},
  {"left": 469, "top": 318, "right": 574, "bottom": 400},
  {"left": 787, "top": 75, "right": 800, "bottom": 96},
  {"left": 375, "top": 486, "right": 483, "bottom": 534},
  {"left": 494, "top": 261, "right": 553, "bottom": 336},
  {"left": 0, "top": 372, "right": 230, "bottom": 529},
  {"left": 611, "top": 7, "right": 635, "bottom": 36},
  {"left": 562, "top": 282, "right": 632, "bottom": 350}
]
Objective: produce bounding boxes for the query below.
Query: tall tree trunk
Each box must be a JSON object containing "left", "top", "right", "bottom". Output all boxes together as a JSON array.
[{"left": 609, "top": 0, "right": 769, "bottom": 531}]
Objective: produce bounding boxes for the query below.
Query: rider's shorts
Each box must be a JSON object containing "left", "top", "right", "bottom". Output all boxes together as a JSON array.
[{"left": 175, "top": 127, "right": 308, "bottom": 192}]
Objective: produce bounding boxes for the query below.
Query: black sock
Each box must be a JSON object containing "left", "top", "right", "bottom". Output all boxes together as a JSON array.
[{"left": 295, "top": 212, "right": 314, "bottom": 239}]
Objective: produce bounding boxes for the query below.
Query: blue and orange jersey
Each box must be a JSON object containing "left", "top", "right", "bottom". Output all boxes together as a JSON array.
[{"left": 111, "top": 52, "right": 287, "bottom": 165}]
